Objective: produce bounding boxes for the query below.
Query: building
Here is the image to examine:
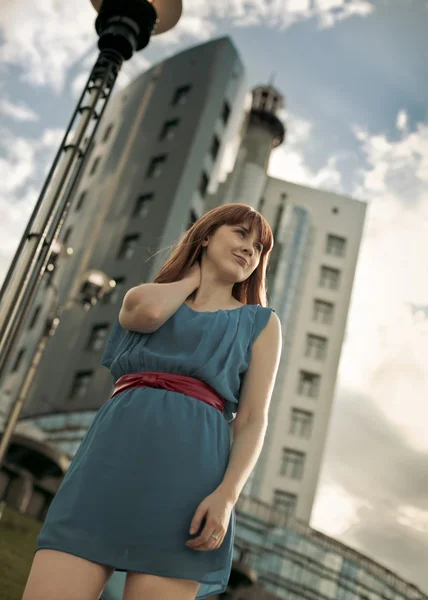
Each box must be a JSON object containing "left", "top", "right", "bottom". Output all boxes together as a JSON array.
[
  {"left": 206, "top": 85, "right": 366, "bottom": 522},
  {"left": 0, "top": 36, "right": 247, "bottom": 455}
]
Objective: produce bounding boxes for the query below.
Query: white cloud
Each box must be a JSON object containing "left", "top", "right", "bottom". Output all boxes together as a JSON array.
[
  {"left": 0, "top": 127, "right": 64, "bottom": 284},
  {"left": 0, "top": 98, "right": 39, "bottom": 122},
  {"left": 0, "top": 0, "right": 375, "bottom": 93},
  {"left": 268, "top": 114, "right": 345, "bottom": 193},
  {"left": 309, "top": 113, "right": 428, "bottom": 590}
]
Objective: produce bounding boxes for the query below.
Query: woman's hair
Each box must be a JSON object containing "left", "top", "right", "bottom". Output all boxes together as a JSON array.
[{"left": 152, "top": 203, "right": 274, "bottom": 307}]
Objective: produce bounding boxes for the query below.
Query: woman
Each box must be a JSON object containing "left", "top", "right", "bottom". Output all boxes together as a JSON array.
[{"left": 23, "top": 203, "right": 282, "bottom": 600}]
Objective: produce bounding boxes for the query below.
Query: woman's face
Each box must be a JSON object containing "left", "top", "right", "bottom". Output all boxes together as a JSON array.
[{"left": 202, "top": 220, "right": 263, "bottom": 282}]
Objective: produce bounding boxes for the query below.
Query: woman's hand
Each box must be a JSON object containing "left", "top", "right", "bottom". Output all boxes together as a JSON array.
[{"left": 185, "top": 488, "right": 234, "bottom": 551}]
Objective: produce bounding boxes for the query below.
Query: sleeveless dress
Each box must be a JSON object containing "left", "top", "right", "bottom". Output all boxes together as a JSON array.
[{"left": 35, "top": 301, "right": 275, "bottom": 599}]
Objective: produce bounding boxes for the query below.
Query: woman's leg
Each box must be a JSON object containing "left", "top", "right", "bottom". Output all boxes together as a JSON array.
[
  {"left": 123, "top": 572, "right": 200, "bottom": 600},
  {"left": 22, "top": 549, "right": 115, "bottom": 600}
]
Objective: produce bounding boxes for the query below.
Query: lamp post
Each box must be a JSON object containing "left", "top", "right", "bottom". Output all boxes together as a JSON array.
[{"left": 0, "top": 0, "right": 182, "bottom": 468}]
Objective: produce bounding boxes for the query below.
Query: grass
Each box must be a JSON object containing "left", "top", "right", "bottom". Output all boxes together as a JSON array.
[{"left": 0, "top": 502, "right": 43, "bottom": 600}]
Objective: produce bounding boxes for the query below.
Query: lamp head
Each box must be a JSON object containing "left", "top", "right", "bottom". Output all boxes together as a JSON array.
[{"left": 90, "top": 0, "right": 182, "bottom": 35}]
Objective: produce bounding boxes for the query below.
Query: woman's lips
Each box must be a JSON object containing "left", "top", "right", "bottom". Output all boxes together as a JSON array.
[{"left": 233, "top": 254, "right": 247, "bottom": 267}]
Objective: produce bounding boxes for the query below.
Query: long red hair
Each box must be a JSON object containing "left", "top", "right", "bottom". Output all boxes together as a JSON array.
[{"left": 152, "top": 203, "right": 274, "bottom": 307}]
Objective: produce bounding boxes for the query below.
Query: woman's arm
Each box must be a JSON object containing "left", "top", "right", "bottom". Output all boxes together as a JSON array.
[
  {"left": 218, "top": 311, "right": 282, "bottom": 504},
  {"left": 119, "top": 264, "right": 200, "bottom": 333}
]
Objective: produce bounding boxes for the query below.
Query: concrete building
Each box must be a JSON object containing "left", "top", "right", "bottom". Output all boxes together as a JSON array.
[
  {"left": 0, "top": 36, "right": 247, "bottom": 454},
  {"left": 206, "top": 85, "right": 366, "bottom": 522}
]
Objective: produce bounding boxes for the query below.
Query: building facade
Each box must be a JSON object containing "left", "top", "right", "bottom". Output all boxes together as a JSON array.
[{"left": 0, "top": 36, "right": 246, "bottom": 454}]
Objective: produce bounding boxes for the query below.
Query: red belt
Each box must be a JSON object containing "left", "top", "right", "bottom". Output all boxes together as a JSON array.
[{"left": 111, "top": 371, "right": 225, "bottom": 414}]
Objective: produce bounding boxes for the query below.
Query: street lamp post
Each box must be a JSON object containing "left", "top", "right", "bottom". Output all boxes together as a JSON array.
[{"left": 0, "top": 0, "right": 182, "bottom": 473}]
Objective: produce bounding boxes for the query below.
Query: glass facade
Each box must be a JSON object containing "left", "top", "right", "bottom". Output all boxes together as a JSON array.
[{"left": 233, "top": 496, "right": 427, "bottom": 600}]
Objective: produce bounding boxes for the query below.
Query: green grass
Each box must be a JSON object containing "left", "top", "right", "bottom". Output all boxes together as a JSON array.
[{"left": 0, "top": 503, "right": 43, "bottom": 600}]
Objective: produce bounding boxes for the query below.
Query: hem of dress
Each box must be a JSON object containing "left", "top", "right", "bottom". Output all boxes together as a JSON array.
[{"left": 35, "top": 543, "right": 228, "bottom": 599}]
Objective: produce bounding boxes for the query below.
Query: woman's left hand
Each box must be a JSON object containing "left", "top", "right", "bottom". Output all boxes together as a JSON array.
[{"left": 185, "top": 488, "right": 234, "bottom": 551}]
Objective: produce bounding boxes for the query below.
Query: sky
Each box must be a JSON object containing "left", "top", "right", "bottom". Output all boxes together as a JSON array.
[{"left": 1, "top": 0, "right": 428, "bottom": 593}]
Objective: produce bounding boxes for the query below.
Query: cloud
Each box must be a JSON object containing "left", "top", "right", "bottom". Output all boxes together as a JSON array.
[
  {"left": 310, "top": 113, "right": 428, "bottom": 593},
  {"left": 0, "top": 127, "right": 64, "bottom": 285},
  {"left": 0, "top": 98, "right": 39, "bottom": 122},
  {"left": 0, "top": 0, "right": 376, "bottom": 93},
  {"left": 268, "top": 112, "right": 346, "bottom": 193}
]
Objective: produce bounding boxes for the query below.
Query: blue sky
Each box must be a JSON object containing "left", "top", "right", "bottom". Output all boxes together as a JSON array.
[{"left": 1, "top": 0, "right": 428, "bottom": 593}]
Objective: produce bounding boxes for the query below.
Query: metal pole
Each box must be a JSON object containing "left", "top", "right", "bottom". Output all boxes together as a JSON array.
[{"left": 0, "top": 0, "right": 159, "bottom": 466}]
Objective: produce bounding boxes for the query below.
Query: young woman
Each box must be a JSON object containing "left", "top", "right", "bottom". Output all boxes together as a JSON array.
[{"left": 23, "top": 203, "right": 282, "bottom": 600}]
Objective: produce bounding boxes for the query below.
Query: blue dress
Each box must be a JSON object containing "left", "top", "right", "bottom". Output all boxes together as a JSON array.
[{"left": 36, "top": 302, "right": 275, "bottom": 598}]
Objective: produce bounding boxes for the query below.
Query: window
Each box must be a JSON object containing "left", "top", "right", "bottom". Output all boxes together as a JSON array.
[
  {"left": 89, "top": 156, "right": 101, "bottom": 176},
  {"left": 69, "top": 371, "right": 93, "bottom": 401},
  {"left": 221, "top": 100, "right": 231, "bottom": 125},
  {"left": 118, "top": 234, "right": 140, "bottom": 259},
  {"left": 75, "top": 190, "right": 87, "bottom": 212},
  {"left": 102, "top": 277, "right": 125, "bottom": 305},
  {"left": 297, "top": 370, "right": 321, "bottom": 398},
  {"left": 290, "top": 408, "right": 313, "bottom": 439},
  {"left": 280, "top": 448, "right": 305, "bottom": 480},
  {"left": 28, "top": 305, "right": 41, "bottom": 330},
  {"left": 159, "top": 119, "right": 180, "bottom": 141},
  {"left": 313, "top": 299, "right": 334, "bottom": 324},
  {"left": 320, "top": 266, "right": 340, "bottom": 290},
  {"left": 273, "top": 202, "right": 285, "bottom": 238},
  {"left": 102, "top": 123, "right": 113, "bottom": 143},
  {"left": 146, "top": 155, "right": 167, "bottom": 178},
  {"left": 63, "top": 226, "right": 72, "bottom": 245},
  {"left": 273, "top": 490, "right": 297, "bottom": 519},
  {"left": 187, "top": 209, "right": 198, "bottom": 230},
  {"left": 199, "top": 171, "right": 209, "bottom": 197},
  {"left": 133, "top": 193, "right": 153, "bottom": 218},
  {"left": 210, "top": 135, "right": 220, "bottom": 160},
  {"left": 327, "top": 234, "right": 347, "bottom": 257},
  {"left": 172, "top": 84, "right": 192, "bottom": 106},
  {"left": 87, "top": 323, "right": 109, "bottom": 352},
  {"left": 305, "top": 334, "right": 328, "bottom": 361},
  {"left": 11, "top": 348, "right": 25, "bottom": 372}
]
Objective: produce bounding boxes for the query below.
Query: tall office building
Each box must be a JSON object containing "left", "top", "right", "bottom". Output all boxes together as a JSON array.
[
  {"left": 0, "top": 36, "right": 247, "bottom": 452},
  {"left": 206, "top": 85, "right": 366, "bottom": 523}
]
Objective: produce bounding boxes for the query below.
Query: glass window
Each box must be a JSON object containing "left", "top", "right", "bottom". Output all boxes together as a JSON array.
[
  {"left": 199, "top": 171, "right": 209, "bottom": 197},
  {"left": 280, "top": 448, "right": 305, "bottom": 480},
  {"left": 313, "top": 299, "right": 334, "bottom": 324},
  {"left": 159, "top": 119, "right": 180, "bottom": 141},
  {"left": 102, "top": 277, "right": 125, "bottom": 305},
  {"left": 146, "top": 155, "right": 167, "bottom": 178},
  {"left": 133, "top": 193, "right": 153, "bottom": 218},
  {"left": 87, "top": 323, "right": 109, "bottom": 352},
  {"left": 289, "top": 408, "right": 313, "bottom": 439},
  {"left": 273, "top": 489, "right": 297, "bottom": 519},
  {"left": 305, "top": 333, "right": 328, "bottom": 360},
  {"left": 118, "top": 234, "right": 140, "bottom": 259},
  {"left": 210, "top": 134, "right": 220, "bottom": 160},
  {"left": 75, "top": 190, "right": 87, "bottom": 212},
  {"left": 297, "top": 370, "right": 321, "bottom": 398},
  {"left": 89, "top": 156, "right": 101, "bottom": 176},
  {"left": 172, "top": 84, "right": 192, "bottom": 106},
  {"left": 11, "top": 348, "right": 25, "bottom": 372},
  {"left": 327, "top": 233, "right": 347, "bottom": 257},
  {"left": 320, "top": 266, "right": 340, "bottom": 290},
  {"left": 69, "top": 371, "right": 93, "bottom": 401},
  {"left": 102, "top": 123, "right": 113, "bottom": 143},
  {"left": 221, "top": 100, "right": 231, "bottom": 125},
  {"left": 28, "top": 305, "right": 41, "bottom": 330}
]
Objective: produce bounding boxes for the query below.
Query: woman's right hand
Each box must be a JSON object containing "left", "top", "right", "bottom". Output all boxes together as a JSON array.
[{"left": 186, "top": 261, "right": 201, "bottom": 291}]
